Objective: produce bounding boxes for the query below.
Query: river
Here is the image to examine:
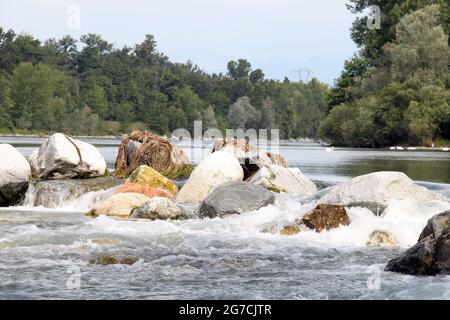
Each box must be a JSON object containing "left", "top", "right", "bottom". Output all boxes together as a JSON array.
[{"left": 0, "top": 136, "right": 449, "bottom": 299}]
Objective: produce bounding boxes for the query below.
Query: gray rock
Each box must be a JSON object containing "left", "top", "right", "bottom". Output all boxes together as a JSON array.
[
  {"left": 23, "top": 177, "right": 123, "bottom": 208},
  {"left": 418, "top": 210, "right": 450, "bottom": 241},
  {"left": 130, "top": 197, "right": 187, "bottom": 220},
  {"left": 247, "top": 164, "right": 317, "bottom": 195},
  {"left": 319, "top": 172, "right": 447, "bottom": 215},
  {"left": 199, "top": 181, "right": 275, "bottom": 218},
  {"left": 385, "top": 210, "right": 450, "bottom": 276}
]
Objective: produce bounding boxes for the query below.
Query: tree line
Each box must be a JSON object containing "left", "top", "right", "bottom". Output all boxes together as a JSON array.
[
  {"left": 321, "top": 1, "right": 450, "bottom": 147},
  {"left": 0, "top": 29, "right": 329, "bottom": 139}
]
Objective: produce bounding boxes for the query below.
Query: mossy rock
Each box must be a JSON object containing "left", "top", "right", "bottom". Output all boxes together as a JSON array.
[{"left": 127, "top": 165, "right": 178, "bottom": 196}]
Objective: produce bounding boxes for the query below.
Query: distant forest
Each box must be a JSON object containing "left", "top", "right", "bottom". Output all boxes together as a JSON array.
[
  {"left": 0, "top": 27, "right": 329, "bottom": 139},
  {"left": 1, "top": 0, "right": 449, "bottom": 147}
]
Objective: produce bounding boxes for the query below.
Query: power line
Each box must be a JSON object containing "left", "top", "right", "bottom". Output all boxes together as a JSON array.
[{"left": 291, "top": 69, "right": 313, "bottom": 82}]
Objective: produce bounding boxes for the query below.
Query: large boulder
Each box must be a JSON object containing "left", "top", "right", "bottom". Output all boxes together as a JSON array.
[
  {"left": 0, "top": 144, "right": 31, "bottom": 206},
  {"left": 301, "top": 204, "right": 350, "bottom": 232},
  {"left": 247, "top": 164, "right": 317, "bottom": 195},
  {"left": 385, "top": 210, "right": 450, "bottom": 276},
  {"left": 114, "top": 131, "right": 192, "bottom": 179},
  {"left": 176, "top": 151, "right": 244, "bottom": 204},
  {"left": 318, "top": 172, "right": 447, "bottom": 215},
  {"left": 130, "top": 197, "right": 187, "bottom": 220},
  {"left": 125, "top": 165, "right": 178, "bottom": 196},
  {"left": 199, "top": 181, "right": 275, "bottom": 218},
  {"left": 86, "top": 192, "right": 149, "bottom": 218},
  {"left": 23, "top": 177, "right": 123, "bottom": 208},
  {"left": 29, "top": 133, "right": 107, "bottom": 180}
]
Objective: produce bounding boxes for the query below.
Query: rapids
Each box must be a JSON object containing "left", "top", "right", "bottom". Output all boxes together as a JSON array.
[{"left": 1, "top": 138, "right": 450, "bottom": 299}]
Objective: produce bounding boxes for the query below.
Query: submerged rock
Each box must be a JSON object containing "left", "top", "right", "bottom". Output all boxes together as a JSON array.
[
  {"left": 366, "top": 230, "right": 397, "bottom": 247},
  {"left": 89, "top": 253, "right": 138, "bottom": 266},
  {"left": 301, "top": 204, "right": 350, "bottom": 232},
  {"left": 199, "top": 181, "right": 275, "bottom": 218},
  {"left": 23, "top": 177, "right": 123, "bottom": 208},
  {"left": 126, "top": 165, "right": 178, "bottom": 196},
  {"left": 130, "top": 197, "right": 187, "bottom": 220},
  {"left": 29, "top": 133, "right": 107, "bottom": 180},
  {"left": 176, "top": 151, "right": 244, "bottom": 204},
  {"left": 114, "top": 131, "right": 192, "bottom": 179},
  {"left": 280, "top": 224, "right": 301, "bottom": 236},
  {"left": 0, "top": 144, "right": 31, "bottom": 206},
  {"left": 385, "top": 210, "right": 450, "bottom": 276},
  {"left": 318, "top": 172, "right": 447, "bottom": 215},
  {"left": 86, "top": 192, "right": 149, "bottom": 218},
  {"left": 247, "top": 164, "right": 317, "bottom": 195}
]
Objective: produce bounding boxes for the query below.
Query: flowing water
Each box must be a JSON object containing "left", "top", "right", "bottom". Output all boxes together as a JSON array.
[{"left": 1, "top": 136, "right": 450, "bottom": 300}]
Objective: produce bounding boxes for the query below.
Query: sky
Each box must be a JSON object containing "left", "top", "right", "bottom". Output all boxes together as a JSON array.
[{"left": 0, "top": 0, "right": 358, "bottom": 84}]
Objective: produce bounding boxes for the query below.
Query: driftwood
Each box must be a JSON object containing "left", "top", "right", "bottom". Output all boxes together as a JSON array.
[{"left": 114, "top": 131, "right": 192, "bottom": 179}]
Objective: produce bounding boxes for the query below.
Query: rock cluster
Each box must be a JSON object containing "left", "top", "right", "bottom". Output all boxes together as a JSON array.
[{"left": 385, "top": 210, "right": 450, "bottom": 275}]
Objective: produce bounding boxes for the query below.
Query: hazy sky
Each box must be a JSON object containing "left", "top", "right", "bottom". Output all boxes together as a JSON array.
[{"left": 0, "top": 0, "right": 358, "bottom": 84}]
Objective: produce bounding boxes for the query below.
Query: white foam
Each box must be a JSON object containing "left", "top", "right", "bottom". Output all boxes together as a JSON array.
[{"left": 6, "top": 181, "right": 450, "bottom": 249}]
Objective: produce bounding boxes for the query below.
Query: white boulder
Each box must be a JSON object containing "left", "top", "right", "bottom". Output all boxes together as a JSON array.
[
  {"left": 29, "top": 133, "right": 107, "bottom": 180},
  {"left": 176, "top": 151, "right": 244, "bottom": 203},
  {"left": 247, "top": 164, "right": 317, "bottom": 195},
  {"left": 319, "top": 171, "right": 447, "bottom": 214},
  {"left": 0, "top": 144, "right": 31, "bottom": 206}
]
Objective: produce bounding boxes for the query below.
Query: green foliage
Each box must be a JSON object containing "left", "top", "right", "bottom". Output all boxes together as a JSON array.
[
  {"left": 85, "top": 84, "right": 108, "bottom": 115},
  {"left": 322, "top": 4, "right": 450, "bottom": 147},
  {"left": 228, "top": 96, "right": 261, "bottom": 130}
]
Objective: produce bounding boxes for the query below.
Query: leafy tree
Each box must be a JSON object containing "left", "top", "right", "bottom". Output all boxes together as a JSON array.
[
  {"left": 385, "top": 4, "right": 449, "bottom": 83},
  {"left": 322, "top": 4, "right": 450, "bottom": 146},
  {"left": 259, "top": 97, "right": 276, "bottom": 130},
  {"left": 228, "top": 96, "right": 261, "bottom": 130},
  {"left": 227, "top": 59, "right": 252, "bottom": 80},
  {"left": 85, "top": 84, "right": 108, "bottom": 115},
  {"left": 202, "top": 105, "right": 218, "bottom": 128}
]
